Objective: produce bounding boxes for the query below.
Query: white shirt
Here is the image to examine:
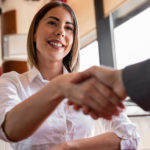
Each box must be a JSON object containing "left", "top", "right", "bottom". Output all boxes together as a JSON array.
[{"left": 0, "top": 67, "right": 140, "bottom": 150}]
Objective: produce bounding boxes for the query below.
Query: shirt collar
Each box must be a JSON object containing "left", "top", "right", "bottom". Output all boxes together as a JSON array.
[
  {"left": 28, "top": 67, "right": 41, "bottom": 83},
  {"left": 28, "top": 66, "right": 69, "bottom": 83}
]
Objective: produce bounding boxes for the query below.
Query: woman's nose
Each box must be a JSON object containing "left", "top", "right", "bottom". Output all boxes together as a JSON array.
[{"left": 56, "top": 27, "right": 65, "bottom": 37}]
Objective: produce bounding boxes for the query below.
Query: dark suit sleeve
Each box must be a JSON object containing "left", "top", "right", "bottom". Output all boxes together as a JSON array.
[{"left": 122, "top": 59, "right": 150, "bottom": 111}]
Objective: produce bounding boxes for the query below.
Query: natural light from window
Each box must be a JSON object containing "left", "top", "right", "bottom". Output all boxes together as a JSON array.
[
  {"left": 114, "top": 7, "right": 150, "bottom": 69},
  {"left": 80, "top": 7, "right": 150, "bottom": 71},
  {"left": 79, "top": 41, "right": 99, "bottom": 71}
]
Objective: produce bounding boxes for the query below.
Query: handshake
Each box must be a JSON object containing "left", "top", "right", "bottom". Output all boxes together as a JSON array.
[{"left": 66, "top": 66, "right": 127, "bottom": 120}]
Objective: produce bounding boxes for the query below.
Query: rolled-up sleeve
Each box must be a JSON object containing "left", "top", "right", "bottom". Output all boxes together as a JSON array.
[
  {"left": 0, "top": 74, "right": 21, "bottom": 142},
  {"left": 98, "top": 113, "right": 140, "bottom": 150}
]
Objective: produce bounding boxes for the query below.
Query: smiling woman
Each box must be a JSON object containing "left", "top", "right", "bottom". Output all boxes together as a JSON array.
[
  {"left": 27, "top": 2, "right": 79, "bottom": 73},
  {"left": 0, "top": 1, "right": 140, "bottom": 150},
  {"left": 34, "top": 7, "right": 74, "bottom": 77}
]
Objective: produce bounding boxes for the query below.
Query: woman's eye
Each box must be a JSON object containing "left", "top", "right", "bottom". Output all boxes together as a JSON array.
[
  {"left": 47, "top": 21, "right": 56, "bottom": 26},
  {"left": 66, "top": 26, "right": 73, "bottom": 31}
]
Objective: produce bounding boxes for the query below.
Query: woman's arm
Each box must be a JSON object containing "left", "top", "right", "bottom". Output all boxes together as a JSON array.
[
  {"left": 2, "top": 72, "right": 121, "bottom": 142},
  {"left": 48, "top": 132, "right": 121, "bottom": 150},
  {"left": 48, "top": 112, "right": 140, "bottom": 150},
  {"left": 2, "top": 73, "right": 79, "bottom": 142},
  {"left": 69, "top": 132, "right": 121, "bottom": 150},
  {"left": 2, "top": 78, "right": 64, "bottom": 142}
]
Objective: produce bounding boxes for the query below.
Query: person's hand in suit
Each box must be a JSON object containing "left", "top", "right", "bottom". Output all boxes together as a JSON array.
[{"left": 83, "top": 66, "right": 127, "bottom": 100}]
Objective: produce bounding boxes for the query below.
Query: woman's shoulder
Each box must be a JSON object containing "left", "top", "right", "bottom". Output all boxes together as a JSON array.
[
  {"left": 1, "top": 71, "right": 19, "bottom": 78},
  {"left": 0, "top": 71, "right": 29, "bottom": 84}
]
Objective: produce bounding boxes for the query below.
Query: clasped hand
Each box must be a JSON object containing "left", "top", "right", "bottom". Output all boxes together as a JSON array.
[{"left": 52, "top": 66, "right": 127, "bottom": 120}]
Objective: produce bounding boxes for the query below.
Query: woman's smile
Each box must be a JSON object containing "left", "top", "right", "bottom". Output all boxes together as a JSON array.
[{"left": 47, "top": 39, "right": 65, "bottom": 50}]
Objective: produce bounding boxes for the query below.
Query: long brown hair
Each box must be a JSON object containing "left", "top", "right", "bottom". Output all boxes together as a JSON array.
[{"left": 27, "top": 1, "right": 79, "bottom": 72}]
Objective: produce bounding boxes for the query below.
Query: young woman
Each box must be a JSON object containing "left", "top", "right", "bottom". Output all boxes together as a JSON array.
[{"left": 0, "top": 2, "right": 140, "bottom": 150}]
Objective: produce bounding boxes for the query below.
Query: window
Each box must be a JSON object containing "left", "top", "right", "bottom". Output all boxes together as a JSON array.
[
  {"left": 79, "top": 41, "right": 99, "bottom": 71},
  {"left": 114, "top": 7, "right": 150, "bottom": 69}
]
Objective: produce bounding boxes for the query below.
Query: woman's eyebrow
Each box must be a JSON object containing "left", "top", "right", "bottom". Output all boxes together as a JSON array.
[
  {"left": 47, "top": 16, "right": 74, "bottom": 25},
  {"left": 48, "top": 16, "right": 59, "bottom": 21},
  {"left": 66, "top": 21, "right": 74, "bottom": 25}
]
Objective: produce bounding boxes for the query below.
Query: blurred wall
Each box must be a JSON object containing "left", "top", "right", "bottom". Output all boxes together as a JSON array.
[
  {"left": 1, "top": 0, "right": 50, "bottom": 34},
  {"left": 0, "top": 0, "right": 51, "bottom": 65}
]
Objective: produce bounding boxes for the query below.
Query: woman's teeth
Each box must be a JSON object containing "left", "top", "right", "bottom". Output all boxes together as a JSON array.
[{"left": 50, "top": 42, "right": 63, "bottom": 47}]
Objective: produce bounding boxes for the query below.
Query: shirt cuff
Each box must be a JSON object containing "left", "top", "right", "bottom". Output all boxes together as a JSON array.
[
  {"left": 120, "top": 138, "right": 140, "bottom": 150},
  {"left": 114, "top": 128, "right": 140, "bottom": 150}
]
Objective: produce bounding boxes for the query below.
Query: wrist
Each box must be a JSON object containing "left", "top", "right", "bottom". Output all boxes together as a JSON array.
[
  {"left": 113, "top": 69, "right": 127, "bottom": 99},
  {"left": 47, "top": 80, "right": 65, "bottom": 103}
]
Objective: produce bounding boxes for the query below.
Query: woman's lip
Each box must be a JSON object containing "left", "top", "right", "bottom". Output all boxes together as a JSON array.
[{"left": 47, "top": 41, "right": 65, "bottom": 49}]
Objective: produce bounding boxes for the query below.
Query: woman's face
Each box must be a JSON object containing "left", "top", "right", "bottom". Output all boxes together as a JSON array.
[{"left": 35, "top": 6, "right": 74, "bottom": 64}]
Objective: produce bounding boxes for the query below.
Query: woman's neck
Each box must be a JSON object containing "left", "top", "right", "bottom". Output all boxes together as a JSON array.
[{"left": 38, "top": 61, "right": 63, "bottom": 81}]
